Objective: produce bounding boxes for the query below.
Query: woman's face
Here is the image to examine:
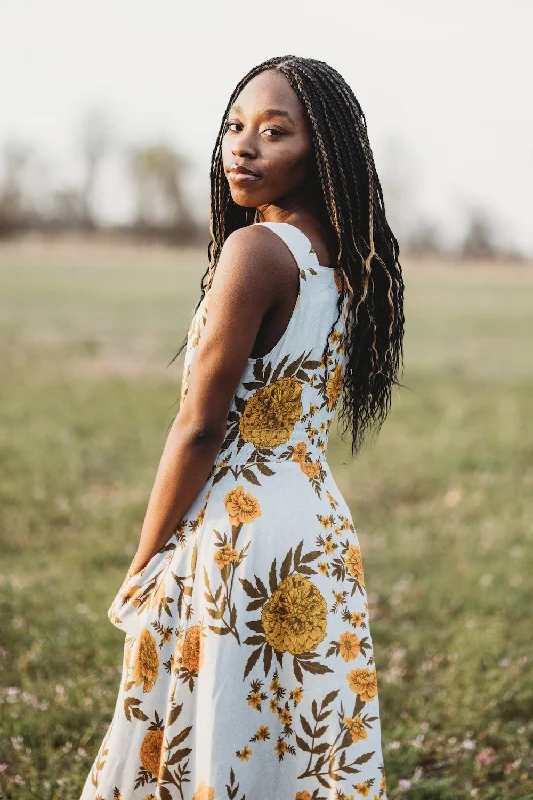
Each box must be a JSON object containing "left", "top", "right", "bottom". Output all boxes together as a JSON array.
[{"left": 222, "top": 69, "right": 314, "bottom": 211}]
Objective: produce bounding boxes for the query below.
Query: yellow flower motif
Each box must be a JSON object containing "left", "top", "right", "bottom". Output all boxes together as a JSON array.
[
  {"left": 197, "top": 506, "right": 206, "bottom": 527},
  {"left": 346, "top": 667, "right": 378, "bottom": 703},
  {"left": 340, "top": 515, "right": 352, "bottom": 531},
  {"left": 296, "top": 792, "right": 313, "bottom": 800},
  {"left": 307, "top": 427, "right": 318, "bottom": 441},
  {"left": 239, "top": 376, "right": 303, "bottom": 448},
  {"left": 139, "top": 729, "right": 164, "bottom": 776},
  {"left": 350, "top": 611, "right": 364, "bottom": 627},
  {"left": 160, "top": 627, "right": 173, "bottom": 643},
  {"left": 318, "top": 562, "right": 329, "bottom": 576},
  {"left": 380, "top": 774, "right": 387, "bottom": 792},
  {"left": 300, "top": 460, "right": 321, "bottom": 480},
  {"left": 274, "top": 739, "right": 288, "bottom": 756},
  {"left": 344, "top": 545, "right": 365, "bottom": 587},
  {"left": 333, "top": 525, "right": 343, "bottom": 537},
  {"left": 291, "top": 686, "right": 304, "bottom": 704},
  {"left": 326, "top": 363, "right": 344, "bottom": 411},
  {"left": 278, "top": 707, "right": 292, "bottom": 725},
  {"left": 248, "top": 691, "right": 262, "bottom": 710},
  {"left": 256, "top": 725, "right": 269, "bottom": 740},
  {"left": 181, "top": 624, "right": 204, "bottom": 673},
  {"left": 326, "top": 490, "right": 338, "bottom": 507},
  {"left": 343, "top": 715, "right": 368, "bottom": 742},
  {"left": 269, "top": 697, "right": 279, "bottom": 713},
  {"left": 309, "top": 403, "right": 318, "bottom": 415},
  {"left": 224, "top": 485, "right": 262, "bottom": 526},
  {"left": 323, "top": 540, "right": 336, "bottom": 555},
  {"left": 292, "top": 442, "right": 307, "bottom": 463},
  {"left": 334, "top": 591, "right": 345, "bottom": 605},
  {"left": 261, "top": 574, "right": 327, "bottom": 655},
  {"left": 339, "top": 631, "right": 361, "bottom": 662},
  {"left": 131, "top": 628, "right": 159, "bottom": 692},
  {"left": 270, "top": 675, "right": 280, "bottom": 692},
  {"left": 237, "top": 746, "right": 252, "bottom": 761},
  {"left": 192, "top": 781, "right": 215, "bottom": 800},
  {"left": 214, "top": 542, "right": 239, "bottom": 570},
  {"left": 318, "top": 514, "right": 333, "bottom": 529},
  {"left": 355, "top": 781, "right": 371, "bottom": 797}
]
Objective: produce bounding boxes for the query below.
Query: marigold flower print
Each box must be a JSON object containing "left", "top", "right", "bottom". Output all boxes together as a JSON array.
[
  {"left": 344, "top": 543, "right": 366, "bottom": 587},
  {"left": 239, "top": 376, "right": 303, "bottom": 448},
  {"left": 224, "top": 485, "right": 262, "bottom": 526},
  {"left": 80, "top": 222, "right": 387, "bottom": 799},
  {"left": 131, "top": 628, "right": 159, "bottom": 692},
  {"left": 344, "top": 714, "right": 369, "bottom": 742},
  {"left": 326, "top": 362, "right": 344, "bottom": 410},
  {"left": 139, "top": 729, "right": 164, "bottom": 776},
  {"left": 261, "top": 574, "right": 328, "bottom": 655},
  {"left": 346, "top": 666, "right": 379, "bottom": 702},
  {"left": 180, "top": 624, "right": 205, "bottom": 673}
]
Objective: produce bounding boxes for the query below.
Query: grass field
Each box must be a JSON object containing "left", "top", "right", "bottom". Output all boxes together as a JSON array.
[{"left": 1, "top": 238, "right": 532, "bottom": 800}]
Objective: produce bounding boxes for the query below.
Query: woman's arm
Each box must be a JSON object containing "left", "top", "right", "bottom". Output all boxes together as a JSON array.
[
  {"left": 127, "top": 224, "right": 292, "bottom": 576},
  {"left": 127, "top": 419, "right": 224, "bottom": 576}
]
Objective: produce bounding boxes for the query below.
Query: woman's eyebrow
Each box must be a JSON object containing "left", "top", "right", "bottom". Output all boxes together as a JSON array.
[{"left": 229, "top": 105, "right": 295, "bottom": 124}]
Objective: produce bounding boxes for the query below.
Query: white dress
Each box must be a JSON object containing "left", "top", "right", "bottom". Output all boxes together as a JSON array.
[{"left": 80, "top": 221, "right": 388, "bottom": 800}]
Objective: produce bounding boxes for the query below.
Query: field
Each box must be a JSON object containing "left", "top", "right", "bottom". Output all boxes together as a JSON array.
[{"left": 0, "top": 238, "right": 532, "bottom": 799}]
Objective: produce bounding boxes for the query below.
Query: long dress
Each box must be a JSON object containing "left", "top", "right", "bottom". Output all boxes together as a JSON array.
[{"left": 80, "top": 221, "right": 388, "bottom": 800}]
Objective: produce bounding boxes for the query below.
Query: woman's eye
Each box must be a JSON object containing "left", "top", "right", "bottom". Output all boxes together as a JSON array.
[{"left": 224, "top": 122, "right": 283, "bottom": 137}]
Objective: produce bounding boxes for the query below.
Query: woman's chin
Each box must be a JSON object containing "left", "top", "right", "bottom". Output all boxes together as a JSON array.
[{"left": 227, "top": 184, "right": 265, "bottom": 208}]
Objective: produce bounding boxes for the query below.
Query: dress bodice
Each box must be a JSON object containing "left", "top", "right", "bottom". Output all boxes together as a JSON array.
[{"left": 179, "top": 222, "right": 354, "bottom": 487}]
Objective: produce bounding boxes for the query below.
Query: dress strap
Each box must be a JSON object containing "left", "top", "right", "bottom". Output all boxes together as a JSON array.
[{"left": 254, "top": 221, "right": 316, "bottom": 272}]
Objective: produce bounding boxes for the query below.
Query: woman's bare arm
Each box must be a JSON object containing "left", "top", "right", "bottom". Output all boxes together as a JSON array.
[{"left": 127, "top": 225, "right": 293, "bottom": 576}]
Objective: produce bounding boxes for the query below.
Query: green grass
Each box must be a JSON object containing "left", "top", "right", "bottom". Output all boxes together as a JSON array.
[{"left": 0, "top": 242, "right": 532, "bottom": 799}]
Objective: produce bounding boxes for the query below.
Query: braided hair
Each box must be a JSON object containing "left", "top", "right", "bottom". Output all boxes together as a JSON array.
[{"left": 169, "top": 55, "right": 406, "bottom": 458}]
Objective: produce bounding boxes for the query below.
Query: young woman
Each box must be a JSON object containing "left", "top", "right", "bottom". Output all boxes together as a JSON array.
[{"left": 81, "top": 55, "right": 404, "bottom": 800}]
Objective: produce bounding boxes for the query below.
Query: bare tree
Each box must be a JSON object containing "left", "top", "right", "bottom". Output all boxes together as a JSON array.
[
  {"left": 76, "top": 106, "right": 114, "bottom": 231},
  {"left": 460, "top": 205, "right": 500, "bottom": 259},
  {"left": 0, "top": 139, "right": 34, "bottom": 235},
  {"left": 127, "top": 141, "right": 193, "bottom": 240}
]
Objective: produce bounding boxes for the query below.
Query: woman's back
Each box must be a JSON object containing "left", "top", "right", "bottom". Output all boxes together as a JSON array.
[{"left": 181, "top": 221, "right": 354, "bottom": 485}]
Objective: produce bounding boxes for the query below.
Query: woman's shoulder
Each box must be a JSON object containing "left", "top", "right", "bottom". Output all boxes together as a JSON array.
[{"left": 218, "top": 224, "right": 298, "bottom": 285}]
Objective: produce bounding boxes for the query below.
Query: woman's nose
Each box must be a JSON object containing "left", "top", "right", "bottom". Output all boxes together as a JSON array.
[{"left": 231, "top": 134, "right": 256, "bottom": 158}]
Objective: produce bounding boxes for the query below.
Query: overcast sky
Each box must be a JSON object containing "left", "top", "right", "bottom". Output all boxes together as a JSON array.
[{"left": 1, "top": 0, "right": 532, "bottom": 254}]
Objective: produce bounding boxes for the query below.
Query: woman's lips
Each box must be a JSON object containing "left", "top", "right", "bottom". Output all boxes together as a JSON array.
[{"left": 227, "top": 172, "right": 262, "bottom": 184}]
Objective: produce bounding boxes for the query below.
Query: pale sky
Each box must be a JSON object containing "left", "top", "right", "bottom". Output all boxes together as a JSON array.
[{"left": 1, "top": 0, "right": 532, "bottom": 254}]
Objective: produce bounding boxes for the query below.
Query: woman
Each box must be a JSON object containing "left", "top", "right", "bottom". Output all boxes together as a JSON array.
[{"left": 81, "top": 55, "right": 404, "bottom": 800}]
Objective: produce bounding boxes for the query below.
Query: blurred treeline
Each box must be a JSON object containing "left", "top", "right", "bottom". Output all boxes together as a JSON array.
[{"left": 0, "top": 107, "right": 526, "bottom": 260}]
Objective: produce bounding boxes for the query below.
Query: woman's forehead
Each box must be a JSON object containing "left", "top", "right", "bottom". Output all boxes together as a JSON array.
[{"left": 232, "top": 70, "right": 303, "bottom": 119}]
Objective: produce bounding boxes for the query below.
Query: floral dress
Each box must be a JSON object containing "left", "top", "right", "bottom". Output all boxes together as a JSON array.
[{"left": 80, "top": 221, "right": 388, "bottom": 800}]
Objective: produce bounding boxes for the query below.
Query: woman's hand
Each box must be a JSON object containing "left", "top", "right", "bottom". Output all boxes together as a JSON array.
[{"left": 128, "top": 549, "right": 151, "bottom": 578}]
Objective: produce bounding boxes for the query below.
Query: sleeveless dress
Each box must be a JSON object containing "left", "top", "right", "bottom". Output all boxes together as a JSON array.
[{"left": 80, "top": 221, "right": 388, "bottom": 800}]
